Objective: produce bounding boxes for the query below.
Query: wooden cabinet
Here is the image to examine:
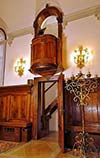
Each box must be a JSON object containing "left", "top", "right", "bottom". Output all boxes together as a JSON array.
[
  {"left": 0, "top": 121, "right": 32, "bottom": 142},
  {"left": 0, "top": 84, "right": 33, "bottom": 121},
  {"left": 0, "top": 84, "right": 33, "bottom": 142}
]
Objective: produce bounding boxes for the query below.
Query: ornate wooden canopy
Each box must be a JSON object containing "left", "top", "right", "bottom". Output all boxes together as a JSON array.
[{"left": 29, "top": 4, "right": 63, "bottom": 77}]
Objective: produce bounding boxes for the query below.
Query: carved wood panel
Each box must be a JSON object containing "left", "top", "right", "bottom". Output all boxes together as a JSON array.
[
  {"left": 0, "top": 85, "right": 32, "bottom": 122},
  {"left": 0, "top": 95, "right": 10, "bottom": 121},
  {"left": 9, "top": 94, "right": 30, "bottom": 120}
]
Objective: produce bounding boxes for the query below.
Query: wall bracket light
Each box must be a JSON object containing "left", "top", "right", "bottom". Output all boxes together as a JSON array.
[
  {"left": 14, "top": 58, "right": 26, "bottom": 77},
  {"left": 73, "top": 46, "right": 92, "bottom": 69}
]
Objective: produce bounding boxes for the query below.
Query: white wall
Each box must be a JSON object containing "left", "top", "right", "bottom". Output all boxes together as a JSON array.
[
  {"left": 45, "top": 82, "right": 58, "bottom": 131},
  {"left": 63, "top": 16, "right": 100, "bottom": 79},
  {"left": 4, "top": 34, "right": 35, "bottom": 85}
]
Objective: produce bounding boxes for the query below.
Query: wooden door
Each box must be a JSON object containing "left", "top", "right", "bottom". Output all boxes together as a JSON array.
[
  {"left": 32, "top": 77, "right": 49, "bottom": 139},
  {"left": 58, "top": 73, "right": 65, "bottom": 152}
]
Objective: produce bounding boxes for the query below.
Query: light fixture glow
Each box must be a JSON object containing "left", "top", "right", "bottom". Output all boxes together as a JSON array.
[
  {"left": 14, "top": 58, "right": 26, "bottom": 77},
  {"left": 73, "top": 46, "right": 92, "bottom": 69}
]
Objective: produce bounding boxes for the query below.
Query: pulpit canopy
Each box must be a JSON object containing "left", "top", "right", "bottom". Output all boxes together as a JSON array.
[{"left": 29, "top": 4, "right": 63, "bottom": 77}]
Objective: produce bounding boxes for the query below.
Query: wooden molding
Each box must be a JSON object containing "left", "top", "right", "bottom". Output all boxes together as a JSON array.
[
  {"left": 0, "top": 18, "right": 8, "bottom": 33},
  {"left": 7, "top": 26, "right": 33, "bottom": 46},
  {"left": 63, "top": 4, "right": 100, "bottom": 27},
  {"left": 95, "top": 12, "right": 100, "bottom": 20}
]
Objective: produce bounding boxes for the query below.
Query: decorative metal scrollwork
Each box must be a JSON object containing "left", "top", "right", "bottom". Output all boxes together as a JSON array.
[{"left": 65, "top": 71, "right": 99, "bottom": 158}]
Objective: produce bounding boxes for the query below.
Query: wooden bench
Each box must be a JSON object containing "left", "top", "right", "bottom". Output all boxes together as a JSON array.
[{"left": 0, "top": 120, "right": 32, "bottom": 142}]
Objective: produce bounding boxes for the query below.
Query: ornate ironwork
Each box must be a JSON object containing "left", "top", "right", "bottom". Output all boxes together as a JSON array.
[{"left": 65, "top": 71, "right": 99, "bottom": 158}]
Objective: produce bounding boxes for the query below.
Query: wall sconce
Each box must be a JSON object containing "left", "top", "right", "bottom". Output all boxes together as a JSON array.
[
  {"left": 14, "top": 58, "right": 26, "bottom": 76},
  {"left": 73, "top": 46, "right": 92, "bottom": 69}
]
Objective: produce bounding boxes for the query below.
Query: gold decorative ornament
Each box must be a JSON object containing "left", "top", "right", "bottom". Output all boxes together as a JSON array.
[
  {"left": 14, "top": 58, "right": 26, "bottom": 77},
  {"left": 73, "top": 46, "right": 92, "bottom": 69}
]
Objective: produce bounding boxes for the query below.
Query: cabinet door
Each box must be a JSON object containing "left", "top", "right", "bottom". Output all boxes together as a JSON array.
[
  {"left": 0, "top": 95, "right": 10, "bottom": 121},
  {"left": 58, "top": 73, "right": 65, "bottom": 152},
  {"left": 9, "top": 92, "right": 30, "bottom": 120}
]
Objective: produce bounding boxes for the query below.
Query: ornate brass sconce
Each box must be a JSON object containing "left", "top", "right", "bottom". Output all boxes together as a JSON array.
[
  {"left": 73, "top": 46, "right": 92, "bottom": 69},
  {"left": 14, "top": 58, "right": 26, "bottom": 77}
]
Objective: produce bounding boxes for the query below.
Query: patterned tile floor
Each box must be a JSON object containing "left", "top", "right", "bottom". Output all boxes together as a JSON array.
[{"left": 0, "top": 132, "right": 91, "bottom": 158}]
